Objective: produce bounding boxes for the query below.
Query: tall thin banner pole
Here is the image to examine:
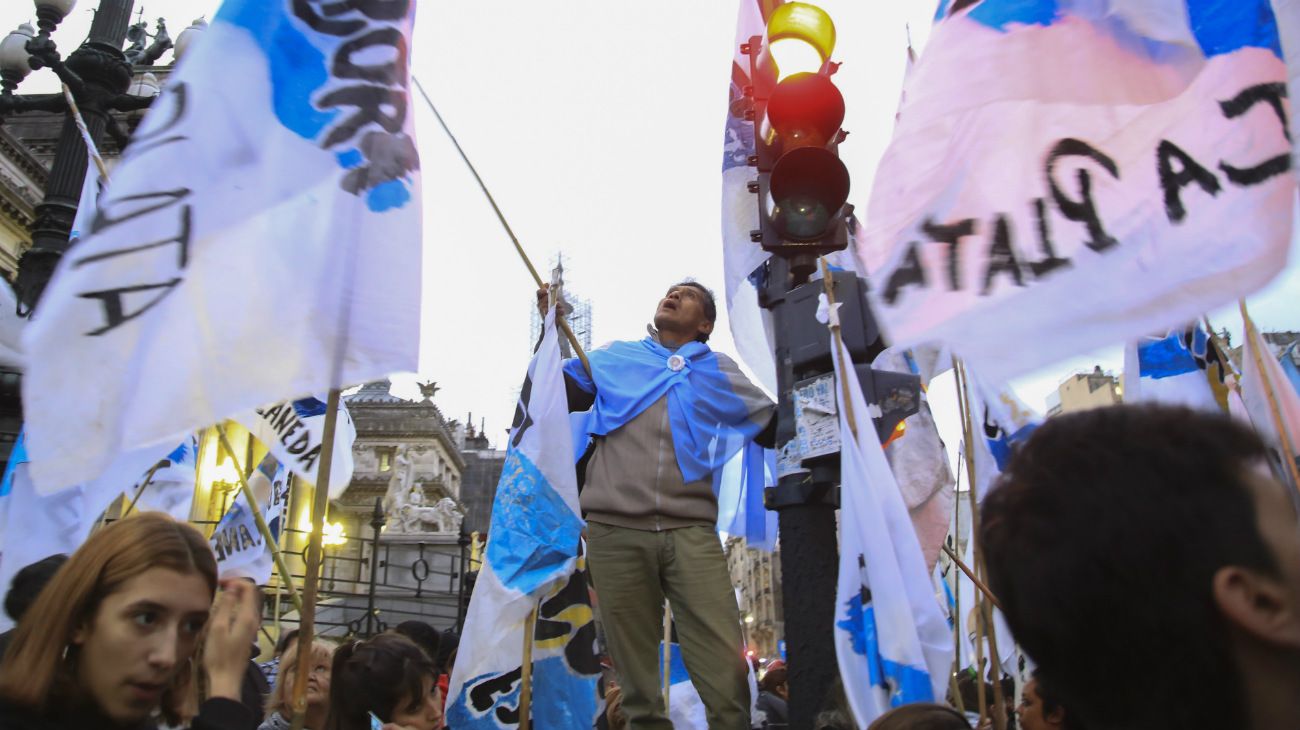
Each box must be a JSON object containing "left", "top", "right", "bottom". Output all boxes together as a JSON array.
[
  {"left": 412, "top": 76, "right": 589, "bottom": 374},
  {"left": 289, "top": 388, "right": 343, "bottom": 730},
  {"left": 953, "top": 361, "right": 988, "bottom": 726},
  {"left": 1240, "top": 302, "right": 1300, "bottom": 496},
  {"left": 519, "top": 605, "right": 538, "bottom": 730},
  {"left": 954, "top": 360, "right": 1007, "bottom": 730}
]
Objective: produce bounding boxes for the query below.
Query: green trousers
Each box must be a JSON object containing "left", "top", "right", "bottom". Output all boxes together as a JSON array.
[{"left": 586, "top": 522, "right": 750, "bottom": 730}]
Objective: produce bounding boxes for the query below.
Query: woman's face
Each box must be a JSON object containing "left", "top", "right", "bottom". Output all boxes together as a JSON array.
[
  {"left": 389, "top": 674, "right": 443, "bottom": 730},
  {"left": 282, "top": 651, "right": 333, "bottom": 710},
  {"left": 72, "top": 567, "right": 212, "bottom": 724},
  {"left": 1017, "top": 679, "right": 1064, "bottom": 730}
]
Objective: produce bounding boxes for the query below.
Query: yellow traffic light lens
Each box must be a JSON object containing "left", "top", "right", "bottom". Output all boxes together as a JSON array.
[{"left": 765, "top": 2, "right": 836, "bottom": 80}]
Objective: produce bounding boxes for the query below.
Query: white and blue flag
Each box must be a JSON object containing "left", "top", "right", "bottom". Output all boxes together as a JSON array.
[
  {"left": 210, "top": 453, "right": 290, "bottom": 584},
  {"left": 23, "top": 0, "right": 422, "bottom": 494},
  {"left": 1123, "top": 324, "right": 1229, "bottom": 412},
  {"left": 828, "top": 301, "right": 952, "bottom": 727},
  {"left": 863, "top": 0, "right": 1296, "bottom": 384},
  {"left": 447, "top": 307, "right": 599, "bottom": 729},
  {"left": 129, "top": 435, "right": 199, "bottom": 522},
  {"left": 236, "top": 396, "right": 356, "bottom": 497}
]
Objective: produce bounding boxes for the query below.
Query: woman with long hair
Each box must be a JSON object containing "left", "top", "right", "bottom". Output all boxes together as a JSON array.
[
  {"left": 324, "top": 634, "right": 441, "bottom": 730},
  {"left": 1018, "top": 671, "right": 1085, "bottom": 730},
  {"left": 0, "top": 513, "right": 261, "bottom": 729},
  {"left": 260, "top": 640, "right": 334, "bottom": 730}
]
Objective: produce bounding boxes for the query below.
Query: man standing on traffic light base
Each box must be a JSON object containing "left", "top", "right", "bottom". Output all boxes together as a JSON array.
[{"left": 539, "top": 281, "right": 776, "bottom": 729}]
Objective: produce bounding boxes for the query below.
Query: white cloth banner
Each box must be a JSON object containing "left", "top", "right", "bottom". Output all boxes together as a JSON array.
[
  {"left": 22, "top": 0, "right": 422, "bottom": 493},
  {"left": 447, "top": 307, "right": 598, "bottom": 729},
  {"left": 210, "top": 454, "right": 289, "bottom": 584},
  {"left": 863, "top": 0, "right": 1296, "bottom": 384},
  {"left": 235, "top": 396, "right": 355, "bottom": 498},
  {"left": 829, "top": 300, "right": 952, "bottom": 727}
]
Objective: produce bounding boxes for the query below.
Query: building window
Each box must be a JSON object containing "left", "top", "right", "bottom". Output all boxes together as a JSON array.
[{"left": 378, "top": 447, "right": 395, "bottom": 472}]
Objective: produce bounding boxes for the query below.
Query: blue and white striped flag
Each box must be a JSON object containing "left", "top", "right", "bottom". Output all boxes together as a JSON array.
[
  {"left": 829, "top": 302, "right": 952, "bottom": 727},
  {"left": 23, "top": 0, "right": 421, "bottom": 494},
  {"left": 447, "top": 307, "right": 599, "bottom": 729},
  {"left": 864, "top": 0, "right": 1295, "bottom": 384}
]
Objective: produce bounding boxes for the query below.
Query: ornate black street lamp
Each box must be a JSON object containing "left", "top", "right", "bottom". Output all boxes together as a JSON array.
[{"left": 0, "top": 0, "right": 201, "bottom": 313}]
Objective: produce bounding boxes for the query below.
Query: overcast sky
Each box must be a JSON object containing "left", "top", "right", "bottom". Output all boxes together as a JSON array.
[{"left": 3, "top": 0, "right": 1296, "bottom": 460}]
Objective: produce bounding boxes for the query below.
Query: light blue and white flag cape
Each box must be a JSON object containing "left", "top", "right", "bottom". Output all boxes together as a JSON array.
[
  {"left": 130, "top": 434, "right": 199, "bottom": 522},
  {"left": 864, "top": 0, "right": 1296, "bottom": 384},
  {"left": 22, "top": 0, "right": 422, "bottom": 494},
  {"left": 448, "top": 307, "right": 599, "bottom": 729},
  {"left": 564, "top": 336, "right": 775, "bottom": 547},
  {"left": 236, "top": 396, "right": 356, "bottom": 497},
  {"left": 210, "top": 453, "right": 289, "bottom": 584},
  {"left": 829, "top": 301, "right": 952, "bottom": 727},
  {"left": 1239, "top": 319, "right": 1300, "bottom": 494},
  {"left": 1122, "top": 325, "right": 1228, "bottom": 412}
]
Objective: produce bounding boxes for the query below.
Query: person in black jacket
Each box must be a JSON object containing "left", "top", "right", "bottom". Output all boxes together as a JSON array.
[
  {"left": 753, "top": 666, "right": 788, "bottom": 729},
  {"left": 0, "top": 513, "right": 261, "bottom": 730}
]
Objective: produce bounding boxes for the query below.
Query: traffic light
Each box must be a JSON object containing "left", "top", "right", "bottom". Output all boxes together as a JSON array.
[{"left": 744, "top": 2, "right": 851, "bottom": 275}]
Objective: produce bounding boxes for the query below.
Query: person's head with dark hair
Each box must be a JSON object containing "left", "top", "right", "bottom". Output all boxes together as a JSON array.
[
  {"left": 652, "top": 281, "right": 716, "bottom": 345},
  {"left": 759, "top": 665, "right": 788, "bottom": 699},
  {"left": 275, "top": 628, "right": 301, "bottom": 658},
  {"left": 867, "top": 703, "right": 972, "bottom": 730},
  {"left": 3, "top": 554, "right": 67, "bottom": 623},
  {"left": 324, "top": 634, "right": 440, "bottom": 730},
  {"left": 1018, "top": 670, "right": 1083, "bottom": 730},
  {"left": 392, "top": 621, "right": 440, "bottom": 663},
  {"left": 980, "top": 405, "right": 1300, "bottom": 730},
  {"left": 433, "top": 629, "right": 459, "bottom": 676}
]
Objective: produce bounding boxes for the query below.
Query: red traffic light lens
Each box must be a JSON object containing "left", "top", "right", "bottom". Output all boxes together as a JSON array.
[
  {"left": 766, "top": 72, "right": 845, "bottom": 151},
  {"left": 769, "top": 147, "right": 850, "bottom": 240}
]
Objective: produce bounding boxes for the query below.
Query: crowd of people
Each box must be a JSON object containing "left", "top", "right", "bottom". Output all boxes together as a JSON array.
[
  {"left": 0, "top": 512, "right": 456, "bottom": 730},
  {"left": 0, "top": 285, "right": 1296, "bottom": 730}
]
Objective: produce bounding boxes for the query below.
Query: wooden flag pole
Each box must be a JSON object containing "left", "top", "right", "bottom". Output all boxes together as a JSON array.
[
  {"left": 289, "top": 388, "right": 343, "bottom": 730},
  {"left": 519, "top": 605, "right": 538, "bottom": 730},
  {"left": 819, "top": 258, "right": 858, "bottom": 437},
  {"left": 61, "top": 83, "right": 110, "bottom": 182},
  {"left": 942, "top": 543, "right": 1003, "bottom": 613},
  {"left": 954, "top": 360, "right": 1008, "bottom": 730},
  {"left": 1240, "top": 302, "right": 1300, "bottom": 496},
  {"left": 412, "top": 76, "right": 588, "bottom": 374},
  {"left": 214, "top": 425, "right": 302, "bottom": 614}
]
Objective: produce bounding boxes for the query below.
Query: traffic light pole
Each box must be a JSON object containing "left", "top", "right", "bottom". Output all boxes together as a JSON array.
[{"left": 761, "top": 255, "right": 841, "bottom": 728}]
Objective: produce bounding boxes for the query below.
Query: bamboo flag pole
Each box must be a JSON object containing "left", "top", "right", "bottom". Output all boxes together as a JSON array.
[
  {"left": 412, "top": 76, "right": 589, "bottom": 373},
  {"left": 519, "top": 605, "right": 539, "bottom": 730},
  {"left": 954, "top": 360, "right": 1007, "bottom": 730},
  {"left": 953, "top": 360, "right": 988, "bottom": 726},
  {"left": 819, "top": 259, "right": 857, "bottom": 437},
  {"left": 214, "top": 426, "right": 303, "bottom": 614},
  {"left": 1240, "top": 301, "right": 1300, "bottom": 496},
  {"left": 941, "top": 543, "right": 1003, "bottom": 613},
  {"left": 61, "top": 83, "right": 110, "bottom": 183},
  {"left": 290, "top": 388, "right": 343, "bottom": 730}
]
